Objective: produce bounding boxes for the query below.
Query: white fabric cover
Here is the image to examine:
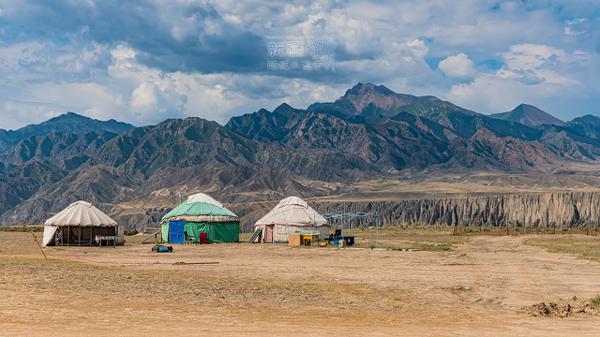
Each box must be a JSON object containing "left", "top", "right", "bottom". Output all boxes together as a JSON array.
[
  {"left": 271, "top": 224, "right": 329, "bottom": 243},
  {"left": 186, "top": 193, "right": 223, "bottom": 208},
  {"left": 255, "top": 196, "right": 328, "bottom": 227},
  {"left": 45, "top": 201, "right": 117, "bottom": 227},
  {"left": 42, "top": 226, "right": 58, "bottom": 246},
  {"left": 43, "top": 200, "right": 119, "bottom": 246}
]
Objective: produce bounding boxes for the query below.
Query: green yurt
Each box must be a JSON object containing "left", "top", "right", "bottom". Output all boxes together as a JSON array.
[{"left": 161, "top": 193, "right": 240, "bottom": 244}]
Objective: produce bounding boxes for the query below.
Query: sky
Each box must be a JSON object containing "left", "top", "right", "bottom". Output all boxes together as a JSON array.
[{"left": 0, "top": 0, "right": 599, "bottom": 129}]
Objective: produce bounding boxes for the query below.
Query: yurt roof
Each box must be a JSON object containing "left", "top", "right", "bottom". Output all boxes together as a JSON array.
[
  {"left": 186, "top": 193, "right": 223, "bottom": 208},
  {"left": 161, "top": 193, "right": 238, "bottom": 222},
  {"left": 255, "top": 196, "right": 328, "bottom": 227},
  {"left": 44, "top": 201, "right": 118, "bottom": 227}
]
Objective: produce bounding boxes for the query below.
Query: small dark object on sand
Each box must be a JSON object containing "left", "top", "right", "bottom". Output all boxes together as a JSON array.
[{"left": 152, "top": 245, "right": 173, "bottom": 253}]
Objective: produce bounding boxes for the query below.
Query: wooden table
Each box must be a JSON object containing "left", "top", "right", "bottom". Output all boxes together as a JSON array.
[{"left": 301, "top": 234, "right": 319, "bottom": 246}]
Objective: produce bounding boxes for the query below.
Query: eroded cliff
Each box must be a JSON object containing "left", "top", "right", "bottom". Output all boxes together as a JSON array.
[{"left": 314, "top": 192, "right": 600, "bottom": 229}]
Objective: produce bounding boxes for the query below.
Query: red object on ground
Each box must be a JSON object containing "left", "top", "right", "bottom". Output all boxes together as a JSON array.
[{"left": 199, "top": 232, "right": 208, "bottom": 244}]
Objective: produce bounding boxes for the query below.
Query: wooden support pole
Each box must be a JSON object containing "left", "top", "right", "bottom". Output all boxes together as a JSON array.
[{"left": 30, "top": 231, "right": 47, "bottom": 261}]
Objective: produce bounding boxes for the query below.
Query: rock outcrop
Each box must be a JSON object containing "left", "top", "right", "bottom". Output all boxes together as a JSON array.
[{"left": 314, "top": 192, "right": 600, "bottom": 229}]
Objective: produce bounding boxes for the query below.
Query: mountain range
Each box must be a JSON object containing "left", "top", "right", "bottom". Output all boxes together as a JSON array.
[
  {"left": 0, "top": 112, "right": 133, "bottom": 152},
  {"left": 1, "top": 82, "right": 600, "bottom": 229}
]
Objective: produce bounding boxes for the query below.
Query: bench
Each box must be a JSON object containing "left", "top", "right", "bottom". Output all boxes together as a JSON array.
[{"left": 95, "top": 235, "right": 118, "bottom": 247}]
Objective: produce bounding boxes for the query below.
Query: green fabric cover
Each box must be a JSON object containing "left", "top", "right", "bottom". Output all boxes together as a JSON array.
[
  {"left": 161, "top": 222, "right": 169, "bottom": 242},
  {"left": 205, "top": 222, "right": 239, "bottom": 243},
  {"left": 184, "top": 222, "right": 206, "bottom": 243},
  {"left": 162, "top": 221, "right": 239, "bottom": 243},
  {"left": 184, "top": 221, "right": 239, "bottom": 243},
  {"left": 161, "top": 201, "right": 237, "bottom": 221}
]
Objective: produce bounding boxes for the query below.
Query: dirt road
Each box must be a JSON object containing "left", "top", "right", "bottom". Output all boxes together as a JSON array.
[{"left": 1, "top": 233, "right": 599, "bottom": 336}]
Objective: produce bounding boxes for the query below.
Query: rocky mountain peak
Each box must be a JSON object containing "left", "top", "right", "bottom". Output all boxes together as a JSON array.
[
  {"left": 566, "top": 114, "right": 600, "bottom": 141},
  {"left": 343, "top": 82, "right": 395, "bottom": 97},
  {"left": 335, "top": 82, "right": 417, "bottom": 114},
  {"left": 492, "top": 104, "right": 565, "bottom": 127},
  {"left": 50, "top": 111, "right": 86, "bottom": 120},
  {"left": 273, "top": 103, "right": 302, "bottom": 116},
  {"left": 570, "top": 114, "right": 600, "bottom": 125}
]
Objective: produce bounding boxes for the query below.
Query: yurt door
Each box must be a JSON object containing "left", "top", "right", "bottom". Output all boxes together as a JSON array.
[
  {"left": 265, "top": 225, "right": 274, "bottom": 243},
  {"left": 169, "top": 220, "right": 185, "bottom": 244}
]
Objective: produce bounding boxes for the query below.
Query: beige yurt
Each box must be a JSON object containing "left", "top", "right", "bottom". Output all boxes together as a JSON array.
[
  {"left": 254, "top": 196, "right": 329, "bottom": 243},
  {"left": 42, "top": 201, "right": 123, "bottom": 246}
]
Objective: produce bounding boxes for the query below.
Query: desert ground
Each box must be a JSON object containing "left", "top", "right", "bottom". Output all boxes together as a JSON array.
[{"left": 1, "top": 229, "right": 600, "bottom": 337}]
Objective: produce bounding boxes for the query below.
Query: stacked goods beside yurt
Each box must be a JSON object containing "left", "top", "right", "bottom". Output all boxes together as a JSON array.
[
  {"left": 254, "top": 196, "right": 329, "bottom": 243},
  {"left": 161, "top": 193, "right": 240, "bottom": 243},
  {"left": 42, "top": 201, "right": 124, "bottom": 246}
]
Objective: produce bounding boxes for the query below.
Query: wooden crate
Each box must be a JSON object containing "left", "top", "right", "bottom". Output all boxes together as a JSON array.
[{"left": 288, "top": 234, "right": 302, "bottom": 246}]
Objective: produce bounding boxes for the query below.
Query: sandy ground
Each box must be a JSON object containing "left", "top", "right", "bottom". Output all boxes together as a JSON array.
[{"left": 1, "top": 232, "right": 600, "bottom": 336}]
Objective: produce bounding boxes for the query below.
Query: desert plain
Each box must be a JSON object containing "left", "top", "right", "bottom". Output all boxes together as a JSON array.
[{"left": 1, "top": 228, "right": 600, "bottom": 337}]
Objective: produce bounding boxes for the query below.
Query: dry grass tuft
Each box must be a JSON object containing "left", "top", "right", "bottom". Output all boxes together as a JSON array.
[
  {"left": 591, "top": 295, "right": 600, "bottom": 308},
  {"left": 0, "top": 225, "right": 43, "bottom": 232},
  {"left": 524, "top": 235, "right": 600, "bottom": 261},
  {"left": 346, "top": 226, "right": 468, "bottom": 251}
]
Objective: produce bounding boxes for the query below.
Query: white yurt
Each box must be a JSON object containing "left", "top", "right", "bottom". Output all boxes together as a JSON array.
[
  {"left": 42, "top": 201, "right": 124, "bottom": 246},
  {"left": 254, "top": 196, "right": 329, "bottom": 243}
]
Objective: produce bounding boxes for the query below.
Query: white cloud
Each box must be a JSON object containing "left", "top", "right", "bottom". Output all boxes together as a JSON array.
[
  {"left": 496, "top": 43, "right": 585, "bottom": 85},
  {"left": 502, "top": 44, "right": 565, "bottom": 71},
  {"left": 335, "top": 38, "right": 436, "bottom": 87},
  {"left": 0, "top": 41, "right": 109, "bottom": 82},
  {"left": 110, "top": 44, "right": 136, "bottom": 61},
  {"left": 0, "top": 82, "right": 128, "bottom": 128},
  {"left": 446, "top": 43, "right": 593, "bottom": 116},
  {"left": 564, "top": 18, "right": 587, "bottom": 36},
  {"left": 0, "top": 100, "right": 66, "bottom": 129},
  {"left": 447, "top": 74, "right": 555, "bottom": 114},
  {"left": 130, "top": 82, "right": 158, "bottom": 113},
  {"left": 439, "top": 53, "right": 475, "bottom": 78},
  {"left": 293, "top": 8, "right": 379, "bottom": 58}
]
